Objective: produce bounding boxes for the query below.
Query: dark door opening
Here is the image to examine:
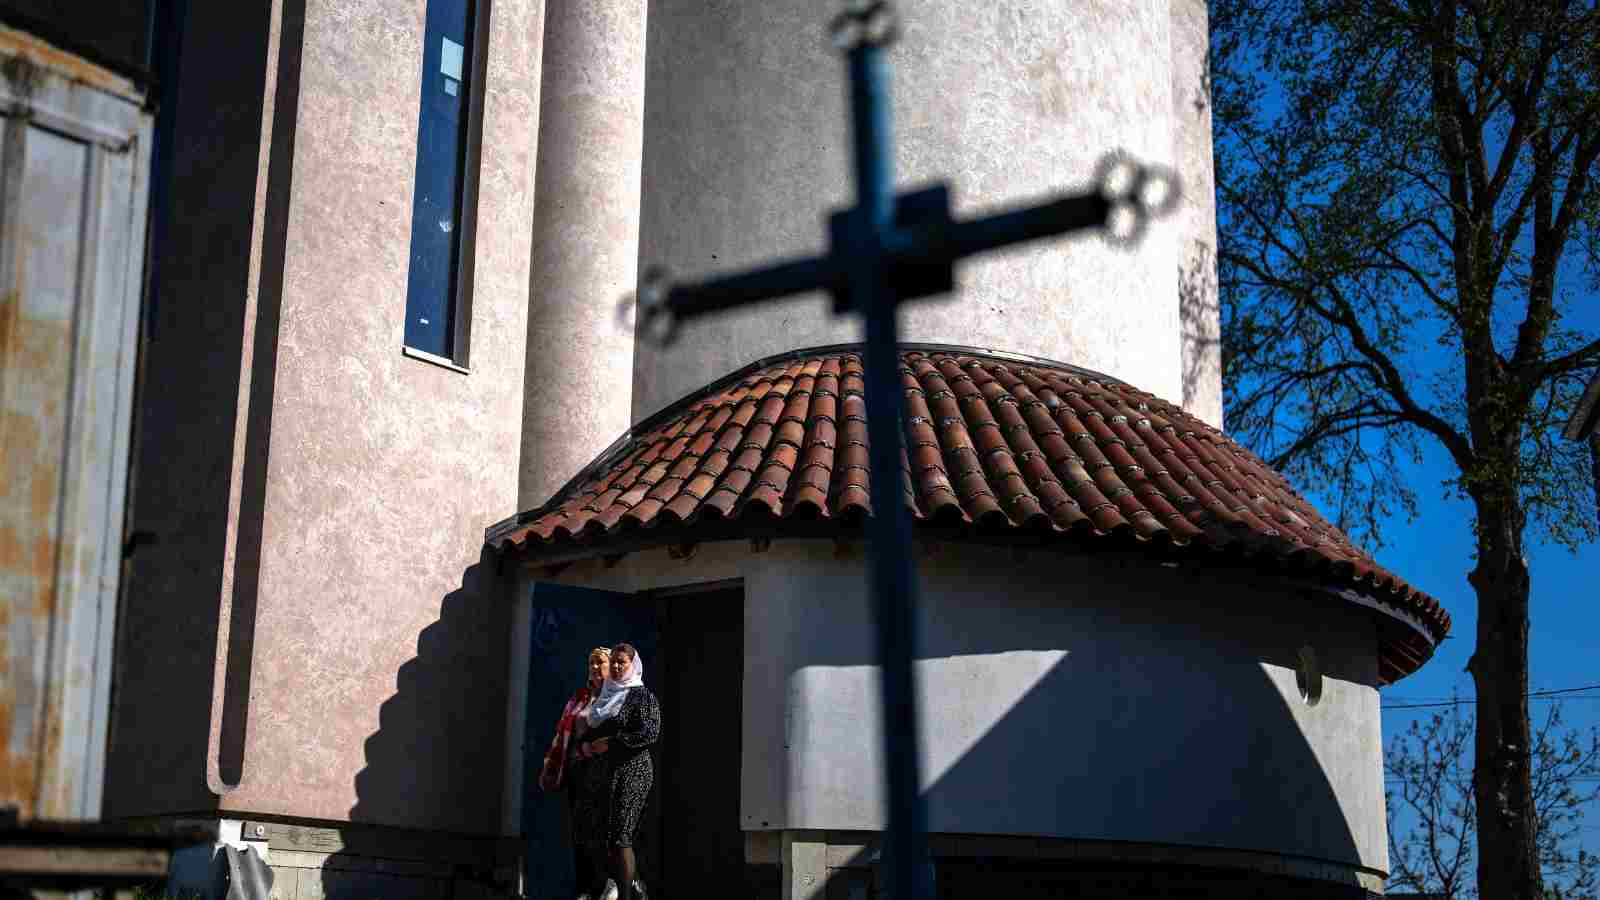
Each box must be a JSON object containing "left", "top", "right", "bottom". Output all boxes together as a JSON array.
[{"left": 648, "top": 584, "right": 757, "bottom": 900}]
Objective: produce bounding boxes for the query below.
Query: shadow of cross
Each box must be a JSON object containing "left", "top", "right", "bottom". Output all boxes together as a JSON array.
[{"left": 621, "top": 3, "right": 1182, "bottom": 898}]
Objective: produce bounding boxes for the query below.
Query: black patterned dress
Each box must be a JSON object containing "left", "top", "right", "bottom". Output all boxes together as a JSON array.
[{"left": 574, "top": 687, "right": 661, "bottom": 849}]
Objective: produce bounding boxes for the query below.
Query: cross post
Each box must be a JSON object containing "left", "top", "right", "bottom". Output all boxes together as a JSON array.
[{"left": 628, "top": 4, "right": 1179, "bottom": 897}]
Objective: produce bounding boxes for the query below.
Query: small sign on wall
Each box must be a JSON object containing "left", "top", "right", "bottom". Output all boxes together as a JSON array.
[{"left": 441, "top": 36, "right": 463, "bottom": 96}]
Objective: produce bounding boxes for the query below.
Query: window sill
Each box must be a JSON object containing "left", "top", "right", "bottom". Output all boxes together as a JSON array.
[{"left": 402, "top": 345, "right": 470, "bottom": 374}]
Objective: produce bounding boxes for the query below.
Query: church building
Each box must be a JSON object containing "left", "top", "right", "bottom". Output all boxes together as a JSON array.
[{"left": 0, "top": 0, "right": 1448, "bottom": 898}]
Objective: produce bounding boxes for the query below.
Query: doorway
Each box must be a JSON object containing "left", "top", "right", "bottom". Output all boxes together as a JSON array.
[
  {"left": 520, "top": 580, "right": 761, "bottom": 900},
  {"left": 648, "top": 583, "right": 754, "bottom": 900}
]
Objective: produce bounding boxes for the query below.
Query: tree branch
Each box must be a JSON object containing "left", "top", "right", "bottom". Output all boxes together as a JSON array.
[
  {"left": 1427, "top": 0, "right": 1477, "bottom": 241},
  {"left": 1224, "top": 201, "right": 1478, "bottom": 469},
  {"left": 1513, "top": 121, "right": 1600, "bottom": 398},
  {"left": 1266, "top": 407, "right": 1411, "bottom": 470},
  {"left": 1490, "top": 126, "right": 1580, "bottom": 290},
  {"left": 1372, "top": 245, "right": 1457, "bottom": 318},
  {"left": 1532, "top": 335, "right": 1600, "bottom": 383},
  {"left": 1483, "top": 8, "right": 1557, "bottom": 207}
]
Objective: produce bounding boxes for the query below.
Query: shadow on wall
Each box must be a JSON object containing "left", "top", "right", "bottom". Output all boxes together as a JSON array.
[
  {"left": 103, "top": 0, "right": 287, "bottom": 818},
  {"left": 212, "top": 0, "right": 308, "bottom": 795},
  {"left": 348, "top": 549, "right": 512, "bottom": 839},
  {"left": 919, "top": 614, "right": 1367, "bottom": 868},
  {"left": 1179, "top": 240, "right": 1220, "bottom": 421},
  {"left": 788, "top": 558, "right": 1369, "bottom": 872}
]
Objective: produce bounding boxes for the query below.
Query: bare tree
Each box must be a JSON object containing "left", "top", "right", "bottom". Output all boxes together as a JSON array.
[
  {"left": 1209, "top": 2, "right": 1600, "bottom": 897},
  {"left": 1386, "top": 698, "right": 1600, "bottom": 899}
]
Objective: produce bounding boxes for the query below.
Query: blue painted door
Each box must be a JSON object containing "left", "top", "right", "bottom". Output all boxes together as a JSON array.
[{"left": 522, "top": 582, "right": 661, "bottom": 899}]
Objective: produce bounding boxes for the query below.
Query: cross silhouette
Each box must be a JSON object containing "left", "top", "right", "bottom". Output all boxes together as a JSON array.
[{"left": 629, "top": 4, "right": 1180, "bottom": 897}]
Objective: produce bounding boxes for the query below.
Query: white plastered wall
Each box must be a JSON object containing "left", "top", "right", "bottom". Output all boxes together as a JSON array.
[{"left": 505, "top": 538, "right": 1387, "bottom": 873}]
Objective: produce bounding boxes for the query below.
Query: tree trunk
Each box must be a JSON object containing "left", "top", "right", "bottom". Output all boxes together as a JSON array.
[{"left": 1467, "top": 494, "right": 1541, "bottom": 900}]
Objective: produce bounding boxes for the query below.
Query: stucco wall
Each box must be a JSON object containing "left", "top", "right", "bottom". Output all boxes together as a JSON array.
[
  {"left": 631, "top": 0, "right": 1201, "bottom": 423},
  {"left": 1170, "top": 0, "right": 1222, "bottom": 427},
  {"left": 517, "top": 0, "right": 645, "bottom": 510},
  {"left": 509, "top": 539, "right": 1388, "bottom": 873},
  {"left": 188, "top": 0, "right": 540, "bottom": 833}
]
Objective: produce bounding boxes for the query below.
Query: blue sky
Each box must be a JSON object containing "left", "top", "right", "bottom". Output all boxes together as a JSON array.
[
  {"left": 1293, "top": 299, "right": 1600, "bottom": 862},
  {"left": 1360, "top": 438, "right": 1600, "bottom": 859}
]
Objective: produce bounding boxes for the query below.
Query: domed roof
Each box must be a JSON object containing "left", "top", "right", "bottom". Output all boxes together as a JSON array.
[{"left": 488, "top": 345, "right": 1446, "bottom": 681}]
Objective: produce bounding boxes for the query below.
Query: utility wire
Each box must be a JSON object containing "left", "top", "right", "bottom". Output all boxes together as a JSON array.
[
  {"left": 1386, "top": 773, "right": 1600, "bottom": 779},
  {"left": 1382, "top": 684, "right": 1600, "bottom": 710}
]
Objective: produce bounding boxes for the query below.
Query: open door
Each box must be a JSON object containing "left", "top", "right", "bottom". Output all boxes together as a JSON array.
[
  {"left": 521, "top": 582, "right": 661, "bottom": 899},
  {"left": 654, "top": 585, "right": 748, "bottom": 899}
]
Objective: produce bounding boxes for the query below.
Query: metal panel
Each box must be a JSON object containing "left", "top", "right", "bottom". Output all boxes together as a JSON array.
[{"left": 0, "top": 48, "right": 152, "bottom": 822}]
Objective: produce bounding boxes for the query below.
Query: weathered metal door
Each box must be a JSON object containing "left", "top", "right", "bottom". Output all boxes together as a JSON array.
[
  {"left": 522, "top": 582, "right": 661, "bottom": 899},
  {"left": 0, "top": 45, "right": 153, "bottom": 821}
]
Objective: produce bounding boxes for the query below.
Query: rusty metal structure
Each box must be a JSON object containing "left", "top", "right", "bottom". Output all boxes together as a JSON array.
[
  {"left": 0, "top": 17, "right": 220, "bottom": 900},
  {"left": 0, "top": 19, "right": 151, "bottom": 828}
]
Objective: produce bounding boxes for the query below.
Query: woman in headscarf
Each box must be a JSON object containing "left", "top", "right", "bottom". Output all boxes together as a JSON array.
[
  {"left": 539, "top": 646, "right": 613, "bottom": 900},
  {"left": 573, "top": 642, "right": 661, "bottom": 900}
]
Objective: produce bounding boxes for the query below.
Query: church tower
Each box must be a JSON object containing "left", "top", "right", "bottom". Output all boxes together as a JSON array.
[
  {"left": 517, "top": 1, "right": 1221, "bottom": 509},
  {"left": 628, "top": 0, "right": 1220, "bottom": 426}
]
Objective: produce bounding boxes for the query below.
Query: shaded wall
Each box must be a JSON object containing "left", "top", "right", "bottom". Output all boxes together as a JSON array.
[
  {"left": 632, "top": 0, "right": 1197, "bottom": 422},
  {"left": 0, "top": 0, "right": 152, "bottom": 82},
  {"left": 105, "top": 0, "right": 275, "bottom": 818},
  {"left": 511, "top": 539, "right": 1388, "bottom": 873}
]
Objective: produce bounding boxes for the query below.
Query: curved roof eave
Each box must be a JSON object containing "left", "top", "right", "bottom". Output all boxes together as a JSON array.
[{"left": 487, "top": 344, "right": 1448, "bottom": 682}]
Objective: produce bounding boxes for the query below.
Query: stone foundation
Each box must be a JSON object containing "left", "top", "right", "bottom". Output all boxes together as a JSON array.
[{"left": 145, "top": 817, "right": 517, "bottom": 900}]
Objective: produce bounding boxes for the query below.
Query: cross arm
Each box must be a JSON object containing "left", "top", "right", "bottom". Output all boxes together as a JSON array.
[
  {"left": 632, "top": 255, "right": 838, "bottom": 343},
  {"left": 630, "top": 155, "right": 1175, "bottom": 344},
  {"left": 885, "top": 189, "right": 1113, "bottom": 270}
]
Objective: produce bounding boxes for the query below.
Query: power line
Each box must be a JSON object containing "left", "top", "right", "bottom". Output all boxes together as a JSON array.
[
  {"left": 1385, "top": 695, "right": 1600, "bottom": 704},
  {"left": 1383, "top": 685, "right": 1600, "bottom": 710},
  {"left": 1387, "top": 776, "right": 1600, "bottom": 781}
]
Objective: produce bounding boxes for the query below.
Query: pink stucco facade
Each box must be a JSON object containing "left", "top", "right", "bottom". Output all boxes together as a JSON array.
[
  {"left": 213, "top": 0, "right": 535, "bottom": 832},
  {"left": 109, "top": 0, "right": 541, "bottom": 835}
]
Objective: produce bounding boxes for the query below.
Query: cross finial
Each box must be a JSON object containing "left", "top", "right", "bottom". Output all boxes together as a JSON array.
[{"left": 829, "top": 0, "right": 899, "bottom": 50}]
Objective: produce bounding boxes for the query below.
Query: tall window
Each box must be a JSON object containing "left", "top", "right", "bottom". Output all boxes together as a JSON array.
[{"left": 404, "top": 0, "right": 485, "bottom": 364}]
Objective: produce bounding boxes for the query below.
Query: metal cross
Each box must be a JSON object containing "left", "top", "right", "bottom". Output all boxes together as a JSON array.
[{"left": 629, "top": 4, "right": 1179, "bottom": 897}]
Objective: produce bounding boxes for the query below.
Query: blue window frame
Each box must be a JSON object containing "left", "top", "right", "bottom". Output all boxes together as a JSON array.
[{"left": 404, "top": 0, "right": 485, "bottom": 363}]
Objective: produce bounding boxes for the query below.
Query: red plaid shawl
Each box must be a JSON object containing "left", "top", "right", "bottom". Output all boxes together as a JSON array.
[{"left": 539, "top": 687, "right": 594, "bottom": 792}]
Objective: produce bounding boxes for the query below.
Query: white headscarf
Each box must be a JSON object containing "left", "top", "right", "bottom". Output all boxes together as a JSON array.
[{"left": 585, "top": 648, "right": 644, "bottom": 727}]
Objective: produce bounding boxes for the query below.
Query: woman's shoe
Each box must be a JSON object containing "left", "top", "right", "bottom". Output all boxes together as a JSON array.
[
  {"left": 598, "top": 878, "right": 619, "bottom": 900},
  {"left": 630, "top": 879, "right": 648, "bottom": 900}
]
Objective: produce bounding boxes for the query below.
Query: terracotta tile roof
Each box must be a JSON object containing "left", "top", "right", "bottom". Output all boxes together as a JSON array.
[{"left": 489, "top": 345, "right": 1447, "bottom": 680}]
